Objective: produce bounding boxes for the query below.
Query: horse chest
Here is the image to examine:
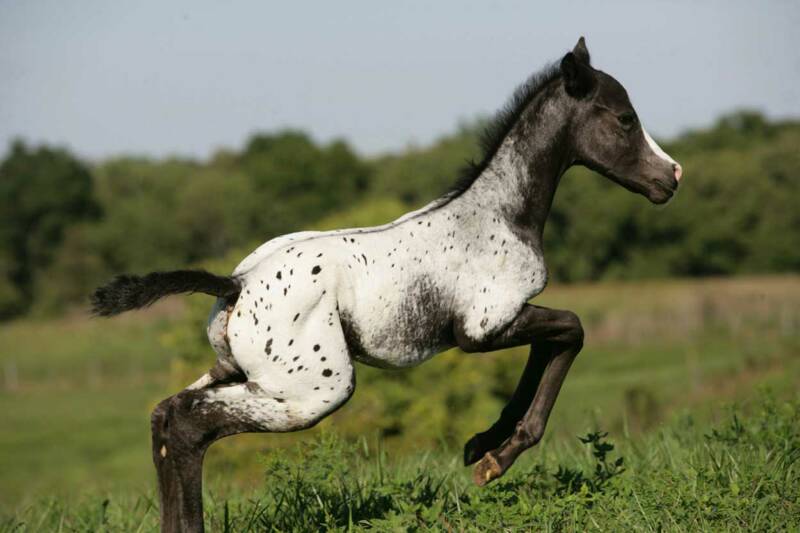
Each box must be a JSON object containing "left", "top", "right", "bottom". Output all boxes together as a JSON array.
[{"left": 452, "top": 237, "right": 547, "bottom": 343}]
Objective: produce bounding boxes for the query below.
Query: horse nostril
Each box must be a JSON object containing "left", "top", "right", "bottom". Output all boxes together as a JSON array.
[{"left": 673, "top": 163, "right": 683, "bottom": 182}]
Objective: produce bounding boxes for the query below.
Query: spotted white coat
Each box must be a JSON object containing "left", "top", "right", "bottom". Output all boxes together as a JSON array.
[{"left": 199, "top": 139, "right": 547, "bottom": 431}]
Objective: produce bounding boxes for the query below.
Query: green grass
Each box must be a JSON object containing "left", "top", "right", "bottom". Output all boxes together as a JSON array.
[
  {"left": 0, "top": 276, "right": 798, "bottom": 528},
  {"left": 4, "top": 392, "right": 798, "bottom": 531},
  {"left": 0, "top": 307, "right": 177, "bottom": 506}
]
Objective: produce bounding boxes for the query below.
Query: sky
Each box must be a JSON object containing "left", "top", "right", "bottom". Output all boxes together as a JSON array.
[{"left": 1, "top": 1, "right": 798, "bottom": 161}]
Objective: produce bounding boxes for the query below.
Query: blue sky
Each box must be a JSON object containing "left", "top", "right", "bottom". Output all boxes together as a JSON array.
[{"left": 1, "top": 1, "right": 797, "bottom": 160}]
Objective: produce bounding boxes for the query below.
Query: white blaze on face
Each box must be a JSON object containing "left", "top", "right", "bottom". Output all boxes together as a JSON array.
[
  {"left": 642, "top": 126, "right": 682, "bottom": 181},
  {"left": 642, "top": 127, "right": 676, "bottom": 165}
]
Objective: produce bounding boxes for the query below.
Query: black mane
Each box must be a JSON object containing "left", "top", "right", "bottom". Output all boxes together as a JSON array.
[{"left": 446, "top": 62, "right": 562, "bottom": 198}]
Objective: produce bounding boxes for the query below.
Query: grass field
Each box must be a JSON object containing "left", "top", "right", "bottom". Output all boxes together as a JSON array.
[
  {"left": 7, "top": 392, "right": 800, "bottom": 531},
  {"left": 0, "top": 305, "right": 179, "bottom": 506},
  {"left": 0, "top": 275, "right": 798, "bottom": 530}
]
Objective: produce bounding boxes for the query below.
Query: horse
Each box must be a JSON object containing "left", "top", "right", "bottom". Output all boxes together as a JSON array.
[{"left": 91, "top": 37, "right": 682, "bottom": 532}]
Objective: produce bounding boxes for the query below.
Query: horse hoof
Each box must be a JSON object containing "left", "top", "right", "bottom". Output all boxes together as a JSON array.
[{"left": 472, "top": 453, "right": 502, "bottom": 487}]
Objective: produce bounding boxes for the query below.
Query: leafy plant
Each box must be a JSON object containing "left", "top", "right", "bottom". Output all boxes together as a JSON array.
[{"left": 554, "top": 431, "right": 625, "bottom": 498}]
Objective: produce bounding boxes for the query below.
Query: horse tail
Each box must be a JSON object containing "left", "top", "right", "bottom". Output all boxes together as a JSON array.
[{"left": 90, "top": 269, "right": 241, "bottom": 317}]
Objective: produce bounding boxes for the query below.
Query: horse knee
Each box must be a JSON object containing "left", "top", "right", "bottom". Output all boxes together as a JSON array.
[{"left": 562, "top": 311, "right": 584, "bottom": 351}]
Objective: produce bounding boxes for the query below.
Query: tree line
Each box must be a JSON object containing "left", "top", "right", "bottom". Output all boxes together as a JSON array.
[{"left": 1, "top": 110, "right": 798, "bottom": 319}]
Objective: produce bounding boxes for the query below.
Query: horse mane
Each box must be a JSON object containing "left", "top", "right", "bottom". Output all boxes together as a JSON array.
[{"left": 445, "top": 61, "right": 562, "bottom": 199}]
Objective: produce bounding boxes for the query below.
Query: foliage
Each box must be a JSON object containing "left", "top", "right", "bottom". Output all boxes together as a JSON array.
[
  {"left": 1, "top": 110, "right": 798, "bottom": 321},
  {"left": 0, "top": 140, "right": 97, "bottom": 317},
  {"left": 0, "top": 131, "right": 369, "bottom": 318},
  {"left": 368, "top": 121, "right": 480, "bottom": 204},
  {"left": 553, "top": 431, "right": 625, "bottom": 496},
  {"left": 3, "top": 393, "right": 798, "bottom": 531},
  {"left": 237, "top": 131, "right": 370, "bottom": 239}
]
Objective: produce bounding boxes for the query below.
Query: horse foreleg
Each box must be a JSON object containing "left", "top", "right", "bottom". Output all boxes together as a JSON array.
[
  {"left": 455, "top": 304, "right": 584, "bottom": 485},
  {"left": 151, "top": 374, "right": 352, "bottom": 532},
  {"left": 462, "top": 339, "right": 551, "bottom": 465}
]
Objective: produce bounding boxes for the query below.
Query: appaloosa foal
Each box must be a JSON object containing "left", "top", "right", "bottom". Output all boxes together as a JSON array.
[{"left": 92, "top": 38, "right": 682, "bottom": 532}]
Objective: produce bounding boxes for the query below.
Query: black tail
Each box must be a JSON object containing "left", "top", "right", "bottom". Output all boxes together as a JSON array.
[{"left": 90, "top": 269, "right": 241, "bottom": 317}]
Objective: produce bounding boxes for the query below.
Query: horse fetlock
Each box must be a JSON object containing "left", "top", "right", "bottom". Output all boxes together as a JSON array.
[
  {"left": 463, "top": 433, "right": 488, "bottom": 466},
  {"left": 463, "top": 419, "right": 515, "bottom": 466},
  {"left": 512, "top": 420, "right": 542, "bottom": 448}
]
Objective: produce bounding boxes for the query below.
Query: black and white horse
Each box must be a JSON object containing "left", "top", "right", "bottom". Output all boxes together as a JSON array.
[{"left": 92, "top": 38, "right": 682, "bottom": 532}]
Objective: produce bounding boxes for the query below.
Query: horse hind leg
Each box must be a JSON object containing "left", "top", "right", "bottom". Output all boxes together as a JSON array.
[
  {"left": 154, "top": 285, "right": 356, "bottom": 530},
  {"left": 151, "top": 369, "right": 355, "bottom": 531},
  {"left": 150, "top": 386, "right": 298, "bottom": 533},
  {"left": 151, "top": 393, "right": 206, "bottom": 533}
]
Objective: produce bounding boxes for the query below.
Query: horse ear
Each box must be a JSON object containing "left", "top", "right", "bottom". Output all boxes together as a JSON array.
[
  {"left": 572, "top": 36, "right": 590, "bottom": 65},
  {"left": 560, "top": 52, "right": 595, "bottom": 99}
]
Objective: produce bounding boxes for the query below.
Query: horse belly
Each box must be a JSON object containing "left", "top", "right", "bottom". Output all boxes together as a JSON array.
[
  {"left": 349, "top": 322, "right": 453, "bottom": 369},
  {"left": 340, "top": 275, "right": 455, "bottom": 369}
]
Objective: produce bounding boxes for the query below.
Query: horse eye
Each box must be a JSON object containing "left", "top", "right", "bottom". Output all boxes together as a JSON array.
[{"left": 618, "top": 113, "right": 637, "bottom": 128}]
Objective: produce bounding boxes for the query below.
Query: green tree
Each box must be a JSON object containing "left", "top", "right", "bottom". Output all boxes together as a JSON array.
[
  {"left": 370, "top": 122, "right": 480, "bottom": 206},
  {"left": 238, "top": 131, "right": 370, "bottom": 238},
  {"left": 0, "top": 140, "right": 97, "bottom": 317}
]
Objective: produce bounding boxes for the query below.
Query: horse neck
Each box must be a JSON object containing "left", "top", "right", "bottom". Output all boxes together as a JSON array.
[{"left": 454, "top": 84, "right": 573, "bottom": 247}]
